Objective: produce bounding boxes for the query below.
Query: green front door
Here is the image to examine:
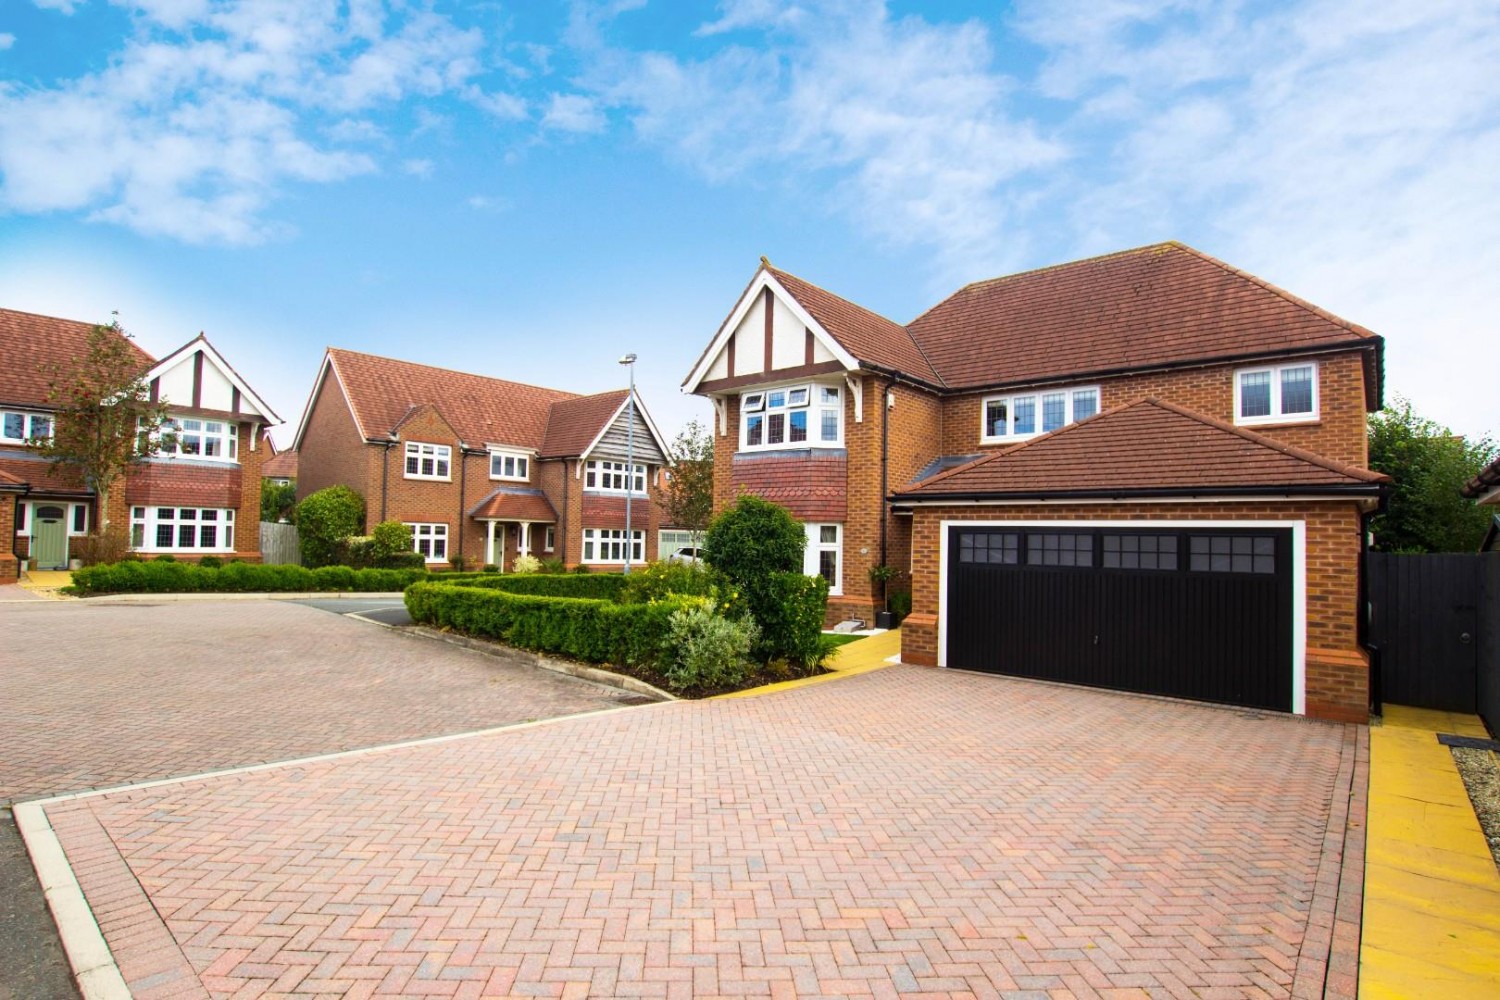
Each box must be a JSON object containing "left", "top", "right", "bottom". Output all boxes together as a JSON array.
[{"left": 33, "top": 505, "right": 68, "bottom": 570}]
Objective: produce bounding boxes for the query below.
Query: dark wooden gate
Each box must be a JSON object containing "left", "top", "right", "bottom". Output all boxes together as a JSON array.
[{"left": 1366, "top": 553, "right": 1499, "bottom": 727}]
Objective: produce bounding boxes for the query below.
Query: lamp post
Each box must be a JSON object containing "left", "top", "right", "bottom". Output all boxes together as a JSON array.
[{"left": 619, "top": 352, "right": 637, "bottom": 575}]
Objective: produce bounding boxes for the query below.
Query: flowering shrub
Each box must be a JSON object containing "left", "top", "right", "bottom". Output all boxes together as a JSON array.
[{"left": 512, "top": 554, "right": 542, "bottom": 574}]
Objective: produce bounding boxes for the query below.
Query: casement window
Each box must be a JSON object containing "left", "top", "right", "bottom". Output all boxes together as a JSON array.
[
  {"left": 0, "top": 410, "right": 53, "bottom": 444},
  {"left": 158, "top": 418, "right": 239, "bottom": 462},
  {"left": 803, "top": 522, "right": 842, "bottom": 595},
  {"left": 544, "top": 526, "right": 556, "bottom": 552},
  {"left": 407, "top": 523, "right": 449, "bottom": 562},
  {"left": 981, "top": 386, "right": 1099, "bottom": 443},
  {"left": 1235, "top": 362, "right": 1318, "bottom": 424},
  {"left": 741, "top": 383, "right": 842, "bottom": 451},
  {"left": 129, "top": 506, "right": 235, "bottom": 552},
  {"left": 70, "top": 504, "right": 87, "bottom": 535},
  {"left": 404, "top": 442, "right": 451, "bottom": 480},
  {"left": 584, "top": 459, "right": 646, "bottom": 494},
  {"left": 582, "top": 528, "right": 643, "bottom": 564},
  {"left": 489, "top": 450, "right": 530, "bottom": 481}
]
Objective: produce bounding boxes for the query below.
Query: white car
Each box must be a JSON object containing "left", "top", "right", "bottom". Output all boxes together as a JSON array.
[{"left": 667, "top": 546, "right": 703, "bottom": 566}]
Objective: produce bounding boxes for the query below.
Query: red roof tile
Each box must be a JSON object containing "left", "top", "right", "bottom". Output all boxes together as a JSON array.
[
  {"left": 470, "top": 490, "right": 558, "bottom": 522},
  {"left": 730, "top": 450, "right": 849, "bottom": 521},
  {"left": 767, "top": 266, "right": 941, "bottom": 384},
  {"left": 327, "top": 349, "right": 578, "bottom": 449},
  {"left": 262, "top": 449, "right": 298, "bottom": 479},
  {"left": 0, "top": 454, "right": 90, "bottom": 495},
  {"left": 897, "top": 398, "right": 1386, "bottom": 499},
  {"left": 1463, "top": 454, "right": 1500, "bottom": 499},
  {"left": 540, "top": 390, "right": 629, "bottom": 459},
  {"left": 905, "top": 243, "right": 1378, "bottom": 390},
  {"left": 0, "top": 308, "right": 156, "bottom": 407},
  {"left": 0, "top": 466, "right": 26, "bottom": 488}
]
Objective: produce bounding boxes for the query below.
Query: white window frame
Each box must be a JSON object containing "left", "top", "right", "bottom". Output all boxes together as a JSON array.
[
  {"left": 1234, "top": 361, "right": 1320, "bottom": 426},
  {"left": 544, "top": 525, "right": 556, "bottom": 552},
  {"left": 407, "top": 522, "right": 449, "bottom": 562},
  {"left": 581, "top": 528, "right": 644, "bottom": 564},
  {"left": 583, "top": 459, "right": 646, "bottom": 495},
  {"left": 128, "top": 506, "right": 236, "bottom": 553},
  {"left": 740, "top": 381, "right": 843, "bottom": 452},
  {"left": 404, "top": 441, "right": 452, "bottom": 481},
  {"left": 980, "top": 384, "right": 1100, "bottom": 444},
  {"left": 803, "top": 522, "right": 843, "bottom": 596},
  {"left": 0, "top": 410, "right": 54, "bottom": 445},
  {"left": 659, "top": 529, "right": 696, "bottom": 554},
  {"left": 158, "top": 417, "right": 239, "bottom": 463},
  {"left": 69, "top": 503, "right": 88, "bottom": 536},
  {"left": 488, "top": 449, "right": 531, "bottom": 482}
]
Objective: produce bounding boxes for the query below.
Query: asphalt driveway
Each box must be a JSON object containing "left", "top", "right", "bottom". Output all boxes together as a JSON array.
[{"left": 24, "top": 657, "right": 1366, "bottom": 999}]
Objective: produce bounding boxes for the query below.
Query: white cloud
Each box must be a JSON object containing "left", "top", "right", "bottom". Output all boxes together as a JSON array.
[
  {"left": 541, "top": 92, "right": 605, "bottom": 133},
  {"left": 31, "top": 0, "right": 80, "bottom": 13},
  {"left": 467, "top": 194, "right": 509, "bottom": 211},
  {"left": 401, "top": 157, "right": 434, "bottom": 177},
  {"left": 0, "top": 1, "right": 523, "bottom": 244},
  {"left": 0, "top": 34, "right": 15, "bottom": 50}
]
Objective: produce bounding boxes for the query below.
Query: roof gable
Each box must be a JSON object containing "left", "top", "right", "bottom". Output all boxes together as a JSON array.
[
  {"left": 0, "top": 308, "right": 155, "bottom": 408},
  {"left": 766, "top": 266, "right": 941, "bottom": 384},
  {"left": 897, "top": 398, "right": 1387, "bottom": 499},
  {"left": 146, "top": 334, "right": 280, "bottom": 423},
  {"left": 540, "top": 389, "right": 671, "bottom": 463}
]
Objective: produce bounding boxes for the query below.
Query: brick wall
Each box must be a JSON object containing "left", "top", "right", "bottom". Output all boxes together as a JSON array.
[
  {"left": 898, "top": 500, "right": 1369, "bottom": 721},
  {"left": 0, "top": 495, "right": 17, "bottom": 581},
  {"left": 296, "top": 375, "right": 379, "bottom": 506},
  {"left": 940, "top": 350, "right": 1371, "bottom": 469}
]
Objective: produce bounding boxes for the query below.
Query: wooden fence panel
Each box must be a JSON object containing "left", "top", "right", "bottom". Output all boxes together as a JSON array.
[{"left": 258, "top": 521, "right": 301, "bottom": 566}]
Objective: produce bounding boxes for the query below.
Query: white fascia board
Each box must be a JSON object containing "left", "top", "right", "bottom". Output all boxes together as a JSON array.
[
  {"left": 291, "top": 353, "right": 370, "bottom": 452},
  {"left": 682, "top": 269, "right": 859, "bottom": 393},
  {"left": 146, "top": 336, "right": 282, "bottom": 424},
  {"left": 578, "top": 391, "right": 672, "bottom": 464},
  {"left": 895, "top": 494, "right": 1375, "bottom": 507}
]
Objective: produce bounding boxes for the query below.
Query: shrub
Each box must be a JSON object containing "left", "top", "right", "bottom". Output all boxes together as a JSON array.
[
  {"left": 512, "top": 554, "right": 542, "bottom": 574},
  {"left": 703, "top": 495, "right": 805, "bottom": 584},
  {"left": 197, "top": 555, "right": 223, "bottom": 569},
  {"left": 260, "top": 480, "right": 297, "bottom": 522},
  {"left": 888, "top": 589, "right": 912, "bottom": 618},
  {"left": 571, "top": 563, "right": 593, "bottom": 574},
  {"left": 659, "top": 605, "right": 757, "bottom": 692},
  {"left": 756, "top": 571, "right": 830, "bottom": 670},
  {"left": 448, "top": 573, "right": 629, "bottom": 600},
  {"left": 68, "top": 560, "right": 425, "bottom": 595},
  {"left": 379, "top": 550, "right": 426, "bottom": 570},
  {"left": 482, "top": 563, "right": 500, "bottom": 574},
  {"left": 73, "top": 529, "right": 130, "bottom": 567},
  {"left": 369, "top": 521, "right": 413, "bottom": 562},
  {"left": 540, "top": 558, "right": 566, "bottom": 574},
  {"left": 619, "top": 560, "right": 717, "bottom": 605},
  {"left": 450, "top": 554, "right": 468, "bottom": 572},
  {"left": 312, "top": 565, "right": 355, "bottom": 590},
  {"left": 296, "top": 485, "right": 365, "bottom": 567},
  {"left": 153, "top": 553, "right": 176, "bottom": 562}
]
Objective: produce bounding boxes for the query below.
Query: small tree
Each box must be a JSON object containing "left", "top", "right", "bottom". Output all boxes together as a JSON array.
[
  {"left": 296, "top": 485, "right": 365, "bottom": 567},
  {"left": 261, "top": 480, "right": 297, "bottom": 522},
  {"left": 1369, "top": 397, "right": 1496, "bottom": 553},
  {"left": 36, "top": 320, "right": 172, "bottom": 537},
  {"left": 661, "top": 420, "right": 714, "bottom": 545}
]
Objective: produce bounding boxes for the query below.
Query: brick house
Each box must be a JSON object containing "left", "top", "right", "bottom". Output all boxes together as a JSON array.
[
  {"left": 683, "top": 243, "right": 1387, "bottom": 721},
  {"left": 292, "top": 349, "right": 671, "bottom": 570},
  {"left": 262, "top": 445, "right": 297, "bottom": 486},
  {"left": 1, "top": 308, "right": 279, "bottom": 580}
]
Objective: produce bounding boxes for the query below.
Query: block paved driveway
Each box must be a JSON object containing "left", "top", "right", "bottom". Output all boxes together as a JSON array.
[{"left": 31, "top": 654, "right": 1366, "bottom": 999}]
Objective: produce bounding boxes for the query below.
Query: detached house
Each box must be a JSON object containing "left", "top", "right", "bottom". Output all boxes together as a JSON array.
[
  {"left": 292, "top": 349, "right": 671, "bottom": 569},
  {"left": 683, "top": 243, "right": 1388, "bottom": 721},
  {"left": 1, "top": 308, "right": 279, "bottom": 580}
]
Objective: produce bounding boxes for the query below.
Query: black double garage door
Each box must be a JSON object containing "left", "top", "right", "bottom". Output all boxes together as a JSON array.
[{"left": 946, "top": 525, "right": 1294, "bottom": 712}]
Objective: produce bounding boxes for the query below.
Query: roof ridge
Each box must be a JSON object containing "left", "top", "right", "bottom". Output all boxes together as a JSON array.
[
  {"left": 0, "top": 305, "right": 111, "bottom": 327},
  {"left": 327, "top": 346, "right": 581, "bottom": 400},
  {"left": 1168, "top": 244, "right": 1378, "bottom": 341},
  {"left": 1145, "top": 397, "right": 1387, "bottom": 481}
]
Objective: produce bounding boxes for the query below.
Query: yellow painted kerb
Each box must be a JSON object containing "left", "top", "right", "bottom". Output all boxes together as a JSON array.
[
  {"left": 1361, "top": 705, "right": 1500, "bottom": 999},
  {"left": 714, "top": 628, "right": 902, "bottom": 699}
]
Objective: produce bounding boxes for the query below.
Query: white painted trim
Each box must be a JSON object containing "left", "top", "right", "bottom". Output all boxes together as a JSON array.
[
  {"left": 577, "top": 390, "right": 672, "bottom": 465},
  {"left": 1233, "top": 359, "right": 1320, "bottom": 427},
  {"left": 935, "top": 517, "right": 1308, "bottom": 715},
  {"left": 402, "top": 441, "right": 453, "bottom": 481},
  {"left": 979, "top": 384, "right": 1100, "bottom": 445},
  {"left": 736, "top": 379, "right": 846, "bottom": 452},
  {"left": 146, "top": 336, "right": 281, "bottom": 424},
  {"left": 291, "top": 353, "right": 366, "bottom": 451},
  {"left": 898, "top": 494, "right": 1375, "bottom": 507},
  {"left": 683, "top": 269, "right": 858, "bottom": 392}
]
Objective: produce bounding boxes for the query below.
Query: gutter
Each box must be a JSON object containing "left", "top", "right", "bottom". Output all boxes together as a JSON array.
[{"left": 888, "top": 484, "right": 1387, "bottom": 504}]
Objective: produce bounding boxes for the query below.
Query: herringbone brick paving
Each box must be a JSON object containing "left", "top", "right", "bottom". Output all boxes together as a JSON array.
[{"left": 44, "top": 665, "right": 1359, "bottom": 999}]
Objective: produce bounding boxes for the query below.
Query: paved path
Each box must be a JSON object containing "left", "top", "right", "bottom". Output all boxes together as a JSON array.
[{"left": 34, "top": 665, "right": 1364, "bottom": 999}]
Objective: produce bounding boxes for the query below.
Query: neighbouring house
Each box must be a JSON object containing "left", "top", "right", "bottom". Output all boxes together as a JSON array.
[
  {"left": 0, "top": 308, "right": 280, "bottom": 580},
  {"left": 291, "top": 348, "right": 671, "bottom": 570},
  {"left": 683, "top": 242, "right": 1388, "bottom": 721},
  {"left": 1463, "top": 455, "right": 1500, "bottom": 552},
  {"left": 262, "top": 443, "right": 297, "bottom": 486}
]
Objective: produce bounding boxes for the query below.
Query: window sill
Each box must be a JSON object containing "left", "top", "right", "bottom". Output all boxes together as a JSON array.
[
  {"left": 489, "top": 476, "right": 530, "bottom": 483},
  {"left": 404, "top": 475, "right": 453, "bottom": 483},
  {"left": 1234, "top": 415, "right": 1321, "bottom": 429},
  {"left": 582, "top": 489, "right": 649, "bottom": 497}
]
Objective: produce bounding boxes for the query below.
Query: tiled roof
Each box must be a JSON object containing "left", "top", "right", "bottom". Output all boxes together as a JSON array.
[
  {"left": 327, "top": 349, "right": 578, "bottom": 449},
  {"left": 0, "top": 308, "right": 156, "bottom": 407},
  {"left": 0, "top": 466, "right": 25, "bottom": 488},
  {"left": 469, "top": 487, "right": 557, "bottom": 522},
  {"left": 262, "top": 449, "right": 298, "bottom": 479},
  {"left": 539, "top": 390, "right": 629, "bottom": 459},
  {"left": 904, "top": 243, "right": 1378, "bottom": 390},
  {"left": 767, "top": 266, "right": 941, "bottom": 384},
  {"left": 895, "top": 398, "right": 1387, "bottom": 499},
  {"left": 0, "top": 453, "right": 90, "bottom": 495},
  {"left": 1462, "top": 454, "right": 1500, "bottom": 499}
]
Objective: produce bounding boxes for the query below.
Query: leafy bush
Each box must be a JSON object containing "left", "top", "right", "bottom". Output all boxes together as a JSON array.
[
  {"left": 444, "top": 573, "right": 629, "bottom": 600},
  {"left": 73, "top": 529, "right": 130, "bottom": 567},
  {"left": 370, "top": 521, "right": 413, "bottom": 561},
  {"left": 571, "top": 563, "right": 593, "bottom": 574},
  {"left": 512, "top": 554, "right": 542, "bottom": 574},
  {"left": 154, "top": 553, "right": 176, "bottom": 562},
  {"left": 619, "top": 560, "right": 717, "bottom": 605},
  {"left": 297, "top": 485, "right": 365, "bottom": 567},
  {"left": 260, "top": 480, "right": 297, "bottom": 522},
  {"left": 312, "top": 565, "right": 355, "bottom": 589},
  {"left": 756, "top": 571, "right": 830, "bottom": 670},
  {"left": 450, "top": 554, "right": 468, "bottom": 572},
  {"left": 69, "top": 560, "right": 425, "bottom": 595},
  {"left": 197, "top": 555, "right": 223, "bottom": 569},
  {"left": 659, "top": 605, "right": 757, "bottom": 692},
  {"left": 540, "top": 558, "right": 566, "bottom": 574},
  {"left": 404, "top": 583, "right": 690, "bottom": 670},
  {"left": 888, "top": 589, "right": 912, "bottom": 618},
  {"left": 482, "top": 563, "right": 500, "bottom": 573}
]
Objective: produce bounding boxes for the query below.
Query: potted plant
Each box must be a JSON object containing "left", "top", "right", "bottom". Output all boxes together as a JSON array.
[{"left": 868, "top": 564, "right": 898, "bottom": 629}]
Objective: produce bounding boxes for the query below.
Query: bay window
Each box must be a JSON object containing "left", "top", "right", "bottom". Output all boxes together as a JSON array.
[
  {"left": 584, "top": 459, "right": 646, "bottom": 493},
  {"left": 1235, "top": 362, "right": 1318, "bottom": 424},
  {"left": 159, "top": 418, "right": 238, "bottom": 461},
  {"left": 741, "top": 383, "right": 842, "bottom": 451},
  {"left": 129, "top": 506, "right": 235, "bottom": 552},
  {"left": 982, "top": 385, "right": 1099, "bottom": 443},
  {"left": 404, "top": 441, "right": 451, "bottom": 480},
  {"left": 582, "top": 528, "right": 643, "bottom": 564}
]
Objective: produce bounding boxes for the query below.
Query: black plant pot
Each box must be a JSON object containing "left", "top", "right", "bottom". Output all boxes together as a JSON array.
[{"left": 874, "top": 611, "right": 895, "bottom": 629}]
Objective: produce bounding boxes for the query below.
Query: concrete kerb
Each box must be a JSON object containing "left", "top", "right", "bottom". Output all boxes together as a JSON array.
[{"left": 14, "top": 699, "right": 678, "bottom": 1000}]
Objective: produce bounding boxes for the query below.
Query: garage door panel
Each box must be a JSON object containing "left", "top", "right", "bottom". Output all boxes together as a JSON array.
[{"left": 946, "top": 526, "right": 1293, "bottom": 712}]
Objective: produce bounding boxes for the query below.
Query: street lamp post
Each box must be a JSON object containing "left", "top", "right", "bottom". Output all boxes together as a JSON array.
[{"left": 619, "top": 353, "right": 637, "bottom": 575}]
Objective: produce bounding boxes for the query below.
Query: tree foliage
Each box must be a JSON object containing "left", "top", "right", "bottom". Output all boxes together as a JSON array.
[
  {"left": 36, "top": 320, "right": 171, "bottom": 533},
  {"left": 660, "top": 419, "right": 714, "bottom": 543},
  {"left": 1368, "top": 397, "right": 1496, "bottom": 553},
  {"left": 295, "top": 485, "right": 365, "bottom": 567},
  {"left": 260, "top": 480, "right": 297, "bottom": 522}
]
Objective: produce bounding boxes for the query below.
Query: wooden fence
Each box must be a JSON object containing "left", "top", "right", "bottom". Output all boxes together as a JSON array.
[{"left": 258, "top": 521, "right": 302, "bottom": 565}]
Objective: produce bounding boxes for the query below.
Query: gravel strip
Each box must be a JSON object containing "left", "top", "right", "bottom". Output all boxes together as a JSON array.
[{"left": 1453, "top": 746, "right": 1500, "bottom": 871}]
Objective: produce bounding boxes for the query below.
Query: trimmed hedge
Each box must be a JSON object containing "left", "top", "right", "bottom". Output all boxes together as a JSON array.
[
  {"left": 404, "top": 582, "right": 688, "bottom": 668},
  {"left": 70, "top": 560, "right": 426, "bottom": 595},
  {"left": 436, "top": 573, "right": 629, "bottom": 600}
]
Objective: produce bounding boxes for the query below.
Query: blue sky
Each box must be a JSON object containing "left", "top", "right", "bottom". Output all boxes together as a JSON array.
[{"left": 1, "top": 0, "right": 1496, "bottom": 449}]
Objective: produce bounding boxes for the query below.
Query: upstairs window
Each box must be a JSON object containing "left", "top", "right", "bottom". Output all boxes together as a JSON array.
[
  {"left": 585, "top": 459, "right": 646, "bottom": 493},
  {"left": 741, "top": 383, "right": 841, "bottom": 451},
  {"left": 159, "top": 418, "right": 238, "bottom": 462},
  {"left": 1, "top": 410, "right": 54, "bottom": 444},
  {"left": 1235, "top": 362, "right": 1318, "bottom": 425},
  {"left": 982, "top": 385, "right": 1099, "bottom": 443},
  {"left": 404, "top": 441, "right": 451, "bottom": 480},
  {"left": 489, "top": 450, "right": 530, "bottom": 481}
]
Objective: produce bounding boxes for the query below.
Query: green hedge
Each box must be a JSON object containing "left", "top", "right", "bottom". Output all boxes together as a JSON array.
[
  {"left": 436, "top": 573, "right": 629, "bottom": 600},
  {"left": 405, "top": 582, "right": 688, "bottom": 668},
  {"left": 70, "top": 560, "right": 427, "bottom": 595}
]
